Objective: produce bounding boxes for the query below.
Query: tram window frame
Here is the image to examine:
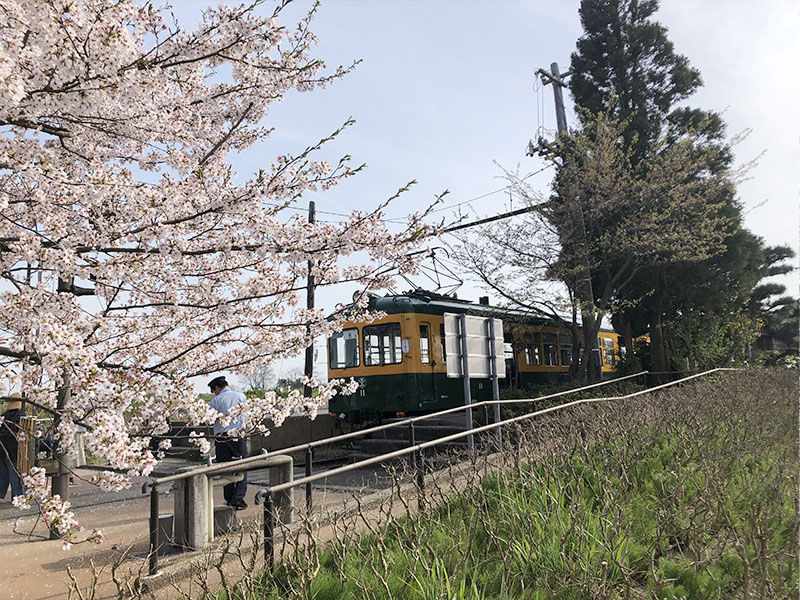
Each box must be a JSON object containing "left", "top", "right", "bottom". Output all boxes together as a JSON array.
[
  {"left": 523, "top": 332, "right": 542, "bottom": 366},
  {"left": 419, "top": 323, "right": 431, "bottom": 364},
  {"left": 329, "top": 328, "right": 360, "bottom": 369},
  {"left": 439, "top": 323, "right": 447, "bottom": 365},
  {"left": 542, "top": 332, "right": 558, "bottom": 366},
  {"left": 559, "top": 333, "right": 573, "bottom": 366},
  {"left": 602, "top": 337, "right": 616, "bottom": 366},
  {"left": 363, "top": 323, "right": 403, "bottom": 366}
]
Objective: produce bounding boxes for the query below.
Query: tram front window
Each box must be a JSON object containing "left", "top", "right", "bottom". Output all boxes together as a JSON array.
[
  {"left": 363, "top": 323, "right": 403, "bottom": 366},
  {"left": 329, "top": 328, "right": 360, "bottom": 369}
]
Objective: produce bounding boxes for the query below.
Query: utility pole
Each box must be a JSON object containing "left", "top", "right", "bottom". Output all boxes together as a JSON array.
[
  {"left": 534, "top": 62, "right": 603, "bottom": 382},
  {"left": 303, "top": 200, "right": 316, "bottom": 399}
]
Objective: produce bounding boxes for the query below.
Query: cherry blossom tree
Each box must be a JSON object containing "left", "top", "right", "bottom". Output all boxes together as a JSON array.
[{"left": 0, "top": 0, "right": 435, "bottom": 544}]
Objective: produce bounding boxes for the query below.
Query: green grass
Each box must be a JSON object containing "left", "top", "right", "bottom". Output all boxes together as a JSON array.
[{"left": 235, "top": 370, "right": 798, "bottom": 600}]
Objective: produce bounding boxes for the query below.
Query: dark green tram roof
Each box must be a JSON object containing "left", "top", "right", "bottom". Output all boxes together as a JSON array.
[{"left": 358, "top": 290, "right": 617, "bottom": 334}]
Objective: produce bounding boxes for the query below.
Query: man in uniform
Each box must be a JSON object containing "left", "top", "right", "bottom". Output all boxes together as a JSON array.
[{"left": 208, "top": 376, "right": 248, "bottom": 509}]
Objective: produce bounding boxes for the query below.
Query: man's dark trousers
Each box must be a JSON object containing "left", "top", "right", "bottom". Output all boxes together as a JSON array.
[{"left": 215, "top": 436, "right": 248, "bottom": 503}]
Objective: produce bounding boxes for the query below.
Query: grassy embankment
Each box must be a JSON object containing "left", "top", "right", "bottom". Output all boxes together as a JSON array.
[{"left": 239, "top": 369, "right": 797, "bottom": 600}]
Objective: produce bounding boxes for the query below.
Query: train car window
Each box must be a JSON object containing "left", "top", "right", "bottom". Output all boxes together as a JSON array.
[
  {"left": 559, "top": 334, "right": 573, "bottom": 366},
  {"left": 363, "top": 323, "right": 403, "bottom": 366},
  {"left": 543, "top": 333, "right": 558, "bottom": 366},
  {"left": 523, "top": 332, "right": 542, "bottom": 365},
  {"left": 602, "top": 337, "right": 616, "bottom": 366},
  {"left": 439, "top": 323, "right": 447, "bottom": 365},
  {"left": 329, "top": 328, "right": 360, "bottom": 369},
  {"left": 524, "top": 342, "right": 542, "bottom": 365},
  {"left": 419, "top": 324, "right": 430, "bottom": 364}
]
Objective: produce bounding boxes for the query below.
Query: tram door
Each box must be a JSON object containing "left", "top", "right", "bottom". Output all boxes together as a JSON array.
[{"left": 419, "top": 322, "right": 438, "bottom": 407}]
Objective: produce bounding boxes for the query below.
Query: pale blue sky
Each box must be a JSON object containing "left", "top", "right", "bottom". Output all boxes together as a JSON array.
[{"left": 169, "top": 0, "right": 799, "bottom": 383}]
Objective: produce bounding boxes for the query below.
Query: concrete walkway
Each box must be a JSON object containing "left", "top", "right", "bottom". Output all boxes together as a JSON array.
[{"left": 0, "top": 459, "right": 392, "bottom": 600}]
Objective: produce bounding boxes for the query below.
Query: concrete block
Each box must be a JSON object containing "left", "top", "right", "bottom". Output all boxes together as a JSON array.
[
  {"left": 269, "top": 458, "right": 293, "bottom": 524},
  {"left": 213, "top": 505, "right": 237, "bottom": 537},
  {"left": 172, "top": 472, "right": 208, "bottom": 550}
]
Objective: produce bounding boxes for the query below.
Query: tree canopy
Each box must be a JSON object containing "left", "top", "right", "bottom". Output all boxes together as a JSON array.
[
  {"left": 566, "top": 0, "right": 768, "bottom": 373},
  {"left": 0, "top": 0, "right": 432, "bottom": 544}
]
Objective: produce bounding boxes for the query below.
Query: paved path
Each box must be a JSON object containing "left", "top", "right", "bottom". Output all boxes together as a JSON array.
[{"left": 0, "top": 459, "right": 394, "bottom": 600}]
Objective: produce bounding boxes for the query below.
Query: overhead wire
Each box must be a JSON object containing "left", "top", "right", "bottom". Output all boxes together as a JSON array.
[
  {"left": 426, "top": 162, "right": 554, "bottom": 216},
  {"left": 264, "top": 161, "right": 554, "bottom": 227}
]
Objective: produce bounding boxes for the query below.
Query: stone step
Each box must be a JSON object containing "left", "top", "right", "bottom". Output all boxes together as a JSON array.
[
  {"left": 162, "top": 445, "right": 205, "bottom": 462},
  {"left": 375, "top": 424, "right": 468, "bottom": 442},
  {"left": 359, "top": 437, "right": 468, "bottom": 457}
]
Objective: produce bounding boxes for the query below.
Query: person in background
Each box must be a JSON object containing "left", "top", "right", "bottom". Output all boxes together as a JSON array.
[
  {"left": 0, "top": 396, "right": 24, "bottom": 500},
  {"left": 208, "top": 376, "right": 248, "bottom": 509}
]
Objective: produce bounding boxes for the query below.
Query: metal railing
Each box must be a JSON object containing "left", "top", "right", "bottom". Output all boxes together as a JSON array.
[
  {"left": 142, "top": 368, "right": 739, "bottom": 575},
  {"left": 251, "top": 368, "right": 737, "bottom": 569},
  {"left": 142, "top": 370, "right": 652, "bottom": 575}
]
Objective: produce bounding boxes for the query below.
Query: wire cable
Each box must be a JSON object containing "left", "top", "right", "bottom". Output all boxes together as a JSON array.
[{"left": 426, "top": 163, "right": 554, "bottom": 216}]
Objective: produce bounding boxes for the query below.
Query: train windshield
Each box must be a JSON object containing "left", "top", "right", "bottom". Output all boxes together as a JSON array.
[
  {"left": 363, "top": 323, "right": 403, "bottom": 366},
  {"left": 329, "top": 328, "right": 360, "bottom": 369}
]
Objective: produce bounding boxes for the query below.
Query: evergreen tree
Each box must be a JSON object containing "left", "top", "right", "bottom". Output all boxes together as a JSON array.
[
  {"left": 570, "top": 0, "right": 702, "bottom": 163},
  {"left": 566, "top": 0, "right": 764, "bottom": 373},
  {"left": 749, "top": 245, "right": 799, "bottom": 356}
]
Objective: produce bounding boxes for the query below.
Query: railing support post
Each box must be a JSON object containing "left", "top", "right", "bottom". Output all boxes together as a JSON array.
[
  {"left": 415, "top": 449, "right": 425, "bottom": 511},
  {"left": 409, "top": 422, "right": 416, "bottom": 470},
  {"left": 146, "top": 481, "right": 159, "bottom": 576},
  {"left": 305, "top": 447, "right": 313, "bottom": 513},
  {"left": 256, "top": 489, "right": 275, "bottom": 570}
]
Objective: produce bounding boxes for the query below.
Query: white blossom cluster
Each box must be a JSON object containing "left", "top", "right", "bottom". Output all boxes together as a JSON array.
[
  {"left": 13, "top": 467, "right": 104, "bottom": 548},
  {"left": 0, "top": 0, "right": 438, "bottom": 543}
]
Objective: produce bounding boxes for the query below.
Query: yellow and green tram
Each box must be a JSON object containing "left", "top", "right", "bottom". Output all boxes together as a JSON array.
[{"left": 327, "top": 292, "right": 621, "bottom": 419}]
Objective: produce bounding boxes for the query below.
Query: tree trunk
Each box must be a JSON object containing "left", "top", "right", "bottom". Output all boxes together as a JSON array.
[
  {"left": 581, "top": 310, "right": 603, "bottom": 383},
  {"left": 622, "top": 318, "right": 634, "bottom": 362},
  {"left": 50, "top": 369, "right": 71, "bottom": 539},
  {"left": 649, "top": 311, "right": 671, "bottom": 382}
]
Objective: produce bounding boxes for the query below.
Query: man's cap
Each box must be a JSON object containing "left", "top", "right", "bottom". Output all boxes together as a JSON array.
[{"left": 208, "top": 376, "right": 227, "bottom": 390}]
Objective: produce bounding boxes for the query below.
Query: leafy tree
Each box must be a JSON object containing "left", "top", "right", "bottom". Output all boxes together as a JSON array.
[
  {"left": 0, "top": 0, "right": 432, "bottom": 542},
  {"left": 239, "top": 364, "right": 275, "bottom": 395},
  {"left": 749, "top": 245, "right": 798, "bottom": 355},
  {"left": 567, "top": 0, "right": 764, "bottom": 374},
  {"left": 570, "top": 0, "right": 702, "bottom": 164},
  {"left": 456, "top": 110, "right": 732, "bottom": 381}
]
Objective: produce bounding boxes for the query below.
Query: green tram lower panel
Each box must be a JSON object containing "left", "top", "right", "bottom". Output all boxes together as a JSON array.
[
  {"left": 329, "top": 370, "right": 574, "bottom": 416},
  {"left": 329, "top": 372, "right": 498, "bottom": 416}
]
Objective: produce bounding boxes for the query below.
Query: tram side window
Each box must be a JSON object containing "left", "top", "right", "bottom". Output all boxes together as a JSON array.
[
  {"left": 363, "top": 323, "right": 403, "bottom": 366},
  {"left": 602, "top": 337, "right": 616, "bottom": 366},
  {"left": 543, "top": 333, "right": 558, "bottom": 366},
  {"left": 440, "top": 323, "right": 447, "bottom": 365},
  {"left": 523, "top": 332, "right": 542, "bottom": 365},
  {"left": 420, "top": 324, "right": 430, "bottom": 364},
  {"left": 559, "top": 333, "right": 573, "bottom": 366},
  {"left": 329, "top": 328, "right": 360, "bottom": 369}
]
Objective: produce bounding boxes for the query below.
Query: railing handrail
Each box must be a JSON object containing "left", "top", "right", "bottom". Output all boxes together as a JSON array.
[
  {"left": 264, "top": 368, "right": 737, "bottom": 495},
  {"left": 151, "top": 371, "right": 648, "bottom": 485}
]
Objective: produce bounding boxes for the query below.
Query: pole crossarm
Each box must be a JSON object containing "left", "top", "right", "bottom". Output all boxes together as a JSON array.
[{"left": 536, "top": 67, "right": 571, "bottom": 87}]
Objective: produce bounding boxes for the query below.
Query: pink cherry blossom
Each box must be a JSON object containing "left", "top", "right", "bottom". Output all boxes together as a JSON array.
[{"left": 0, "top": 0, "right": 439, "bottom": 545}]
